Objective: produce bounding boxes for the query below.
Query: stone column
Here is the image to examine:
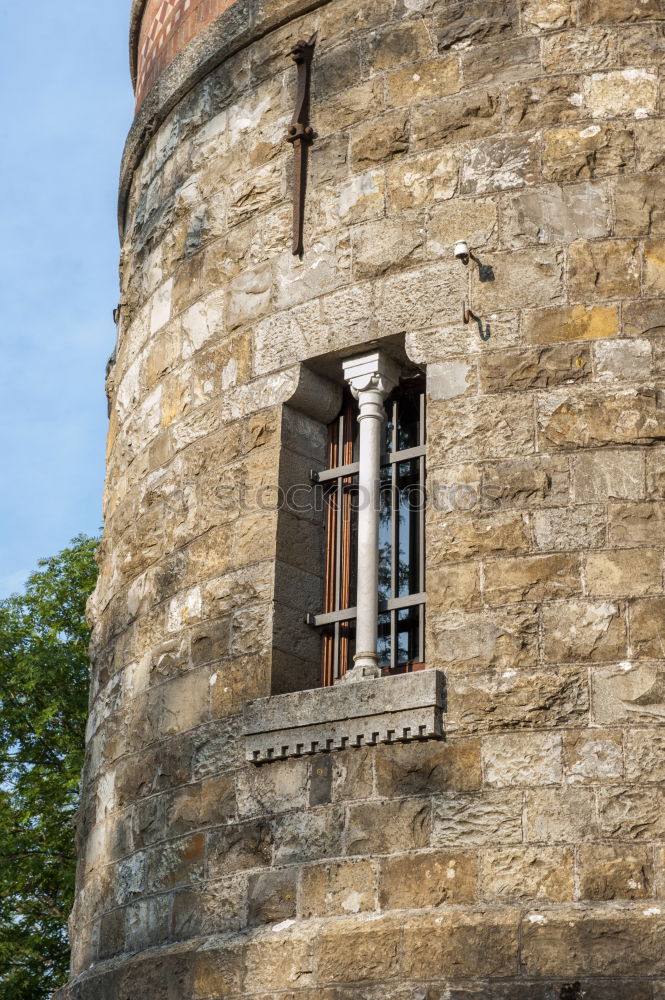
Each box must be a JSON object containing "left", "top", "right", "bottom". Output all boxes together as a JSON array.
[{"left": 342, "top": 351, "right": 400, "bottom": 681}]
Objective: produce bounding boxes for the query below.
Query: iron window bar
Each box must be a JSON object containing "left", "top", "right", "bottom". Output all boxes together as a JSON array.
[{"left": 306, "top": 592, "right": 427, "bottom": 628}]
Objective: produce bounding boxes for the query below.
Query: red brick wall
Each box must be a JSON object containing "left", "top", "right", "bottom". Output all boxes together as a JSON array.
[{"left": 135, "top": 0, "right": 237, "bottom": 106}]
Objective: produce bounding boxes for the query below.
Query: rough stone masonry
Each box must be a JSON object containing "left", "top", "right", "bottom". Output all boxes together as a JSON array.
[{"left": 58, "top": 0, "right": 665, "bottom": 997}]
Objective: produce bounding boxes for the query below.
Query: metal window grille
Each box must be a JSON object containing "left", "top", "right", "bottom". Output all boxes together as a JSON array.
[{"left": 309, "top": 379, "right": 426, "bottom": 686}]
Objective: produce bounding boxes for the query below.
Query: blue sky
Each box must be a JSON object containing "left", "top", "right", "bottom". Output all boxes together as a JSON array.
[{"left": 0, "top": 1, "right": 134, "bottom": 597}]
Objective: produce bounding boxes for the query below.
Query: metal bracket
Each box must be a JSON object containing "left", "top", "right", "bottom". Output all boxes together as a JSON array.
[{"left": 285, "top": 31, "right": 317, "bottom": 257}]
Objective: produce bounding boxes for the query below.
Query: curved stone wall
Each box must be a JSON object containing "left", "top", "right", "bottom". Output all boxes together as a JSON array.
[{"left": 62, "top": 0, "right": 665, "bottom": 996}]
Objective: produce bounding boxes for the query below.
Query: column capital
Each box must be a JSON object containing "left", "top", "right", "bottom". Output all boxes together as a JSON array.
[{"left": 342, "top": 351, "right": 401, "bottom": 401}]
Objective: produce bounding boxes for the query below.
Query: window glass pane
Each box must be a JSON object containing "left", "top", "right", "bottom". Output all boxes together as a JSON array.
[
  {"left": 396, "top": 390, "right": 420, "bottom": 451},
  {"left": 397, "top": 459, "right": 422, "bottom": 597},
  {"left": 377, "top": 613, "right": 391, "bottom": 668},
  {"left": 378, "top": 465, "right": 392, "bottom": 602},
  {"left": 397, "top": 606, "right": 420, "bottom": 665}
]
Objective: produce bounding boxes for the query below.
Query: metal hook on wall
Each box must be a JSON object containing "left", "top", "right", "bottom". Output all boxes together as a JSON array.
[{"left": 463, "top": 301, "right": 491, "bottom": 342}]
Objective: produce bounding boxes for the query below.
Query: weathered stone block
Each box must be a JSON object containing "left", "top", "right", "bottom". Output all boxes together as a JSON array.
[
  {"left": 624, "top": 729, "right": 665, "bottom": 783},
  {"left": 351, "top": 217, "right": 425, "bottom": 279},
  {"left": 579, "top": 843, "right": 653, "bottom": 900},
  {"left": 524, "top": 304, "right": 618, "bottom": 344},
  {"left": 426, "top": 561, "right": 481, "bottom": 612},
  {"left": 521, "top": 904, "right": 665, "bottom": 977},
  {"left": 432, "top": 790, "right": 523, "bottom": 846},
  {"left": 387, "top": 150, "right": 459, "bottom": 211},
  {"left": 542, "top": 600, "right": 626, "bottom": 663},
  {"left": 483, "top": 732, "right": 563, "bottom": 787},
  {"left": 247, "top": 868, "right": 297, "bottom": 926},
  {"left": 588, "top": 70, "right": 659, "bottom": 118},
  {"left": 636, "top": 120, "right": 665, "bottom": 173},
  {"left": 595, "top": 338, "right": 652, "bottom": 379},
  {"left": 608, "top": 500, "right": 665, "bottom": 546},
  {"left": 428, "top": 395, "right": 535, "bottom": 465},
  {"left": 375, "top": 740, "right": 481, "bottom": 797},
  {"left": 403, "top": 909, "right": 520, "bottom": 979},
  {"left": 428, "top": 510, "right": 530, "bottom": 562},
  {"left": 533, "top": 505, "right": 606, "bottom": 552},
  {"left": 500, "top": 182, "right": 610, "bottom": 248},
  {"left": 446, "top": 666, "right": 589, "bottom": 733},
  {"left": 505, "top": 75, "right": 585, "bottom": 132},
  {"left": 346, "top": 799, "right": 431, "bottom": 856},
  {"left": 484, "top": 553, "right": 581, "bottom": 605},
  {"left": 273, "top": 806, "right": 344, "bottom": 864},
  {"left": 586, "top": 548, "right": 663, "bottom": 597},
  {"left": 349, "top": 110, "right": 410, "bottom": 169},
  {"left": 430, "top": 604, "right": 539, "bottom": 671},
  {"left": 300, "top": 859, "right": 375, "bottom": 917},
  {"left": 613, "top": 175, "right": 665, "bottom": 236},
  {"left": 362, "top": 20, "right": 433, "bottom": 72},
  {"left": 387, "top": 56, "right": 461, "bottom": 107},
  {"left": 194, "top": 943, "right": 244, "bottom": 998},
  {"left": 484, "top": 456, "right": 570, "bottom": 509},
  {"left": 598, "top": 785, "right": 665, "bottom": 840},
  {"left": 316, "top": 916, "right": 402, "bottom": 983},
  {"left": 522, "top": 0, "right": 573, "bottom": 31},
  {"left": 542, "top": 27, "right": 620, "bottom": 73},
  {"left": 592, "top": 661, "right": 665, "bottom": 725},
  {"left": 569, "top": 238, "right": 641, "bottom": 301},
  {"left": 412, "top": 90, "right": 501, "bottom": 150},
  {"left": 480, "top": 344, "right": 591, "bottom": 393},
  {"left": 435, "top": 0, "right": 519, "bottom": 52},
  {"left": 428, "top": 197, "right": 498, "bottom": 256},
  {"left": 525, "top": 787, "right": 599, "bottom": 842},
  {"left": 563, "top": 729, "right": 624, "bottom": 782},
  {"left": 379, "top": 850, "right": 477, "bottom": 909},
  {"left": 572, "top": 449, "right": 645, "bottom": 502},
  {"left": 207, "top": 819, "right": 273, "bottom": 878},
  {"left": 245, "top": 930, "right": 314, "bottom": 992},
  {"left": 543, "top": 124, "right": 635, "bottom": 182},
  {"left": 538, "top": 387, "right": 665, "bottom": 450},
  {"left": 480, "top": 846, "right": 574, "bottom": 902},
  {"left": 461, "top": 134, "right": 540, "bottom": 196},
  {"left": 645, "top": 237, "right": 665, "bottom": 295},
  {"left": 630, "top": 597, "right": 665, "bottom": 659},
  {"left": 579, "top": 0, "right": 664, "bottom": 21}
]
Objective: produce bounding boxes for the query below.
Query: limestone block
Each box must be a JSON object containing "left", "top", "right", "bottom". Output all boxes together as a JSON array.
[
  {"left": 381, "top": 850, "right": 477, "bottom": 912},
  {"left": 625, "top": 729, "right": 665, "bottom": 783},
  {"left": 207, "top": 819, "right": 273, "bottom": 878},
  {"left": 543, "top": 600, "right": 626, "bottom": 663},
  {"left": 386, "top": 56, "right": 461, "bottom": 107},
  {"left": 387, "top": 150, "right": 459, "bottom": 211},
  {"left": 336, "top": 170, "right": 386, "bottom": 226},
  {"left": 608, "top": 500, "right": 665, "bottom": 546},
  {"left": 351, "top": 216, "right": 425, "bottom": 279},
  {"left": 613, "top": 175, "right": 665, "bottom": 236},
  {"left": 373, "top": 261, "right": 462, "bottom": 334},
  {"left": 166, "top": 774, "right": 236, "bottom": 836},
  {"left": 375, "top": 740, "right": 482, "bottom": 797},
  {"left": 500, "top": 183, "right": 610, "bottom": 248},
  {"left": 462, "top": 36, "right": 540, "bottom": 89},
  {"left": 533, "top": 506, "right": 606, "bottom": 552},
  {"left": 539, "top": 387, "right": 665, "bottom": 449},
  {"left": 247, "top": 868, "right": 297, "bottom": 926},
  {"left": 480, "top": 343, "right": 591, "bottom": 392},
  {"left": 480, "top": 846, "right": 574, "bottom": 902},
  {"left": 432, "top": 790, "right": 522, "bottom": 846},
  {"left": 521, "top": 904, "right": 665, "bottom": 977},
  {"left": 447, "top": 665, "right": 588, "bottom": 734},
  {"left": 483, "top": 456, "right": 570, "bottom": 509},
  {"left": 427, "top": 197, "right": 498, "bottom": 256},
  {"left": 543, "top": 26, "right": 619, "bottom": 73},
  {"left": 563, "top": 729, "right": 624, "bottom": 782},
  {"left": 579, "top": 844, "right": 653, "bottom": 900},
  {"left": 313, "top": 79, "right": 385, "bottom": 135},
  {"left": 543, "top": 124, "right": 635, "bottom": 182},
  {"left": 588, "top": 70, "right": 659, "bottom": 118},
  {"left": 484, "top": 553, "right": 581, "bottom": 605},
  {"left": 569, "top": 238, "right": 641, "bottom": 301},
  {"left": 429, "top": 604, "right": 539, "bottom": 670},
  {"left": 645, "top": 237, "right": 665, "bottom": 295},
  {"left": 483, "top": 732, "right": 563, "bottom": 787},
  {"left": 572, "top": 449, "right": 645, "bottom": 502},
  {"left": 598, "top": 785, "right": 665, "bottom": 840},
  {"left": 236, "top": 757, "right": 309, "bottom": 818},
  {"left": 579, "top": 0, "right": 664, "bottom": 21},
  {"left": 593, "top": 661, "right": 665, "bottom": 725},
  {"left": 316, "top": 915, "right": 402, "bottom": 984},
  {"left": 331, "top": 746, "right": 375, "bottom": 802},
  {"left": 636, "top": 120, "right": 665, "bottom": 172},
  {"left": 347, "top": 798, "right": 431, "bottom": 856},
  {"left": 595, "top": 338, "right": 652, "bottom": 380},
  {"left": 522, "top": 0, "right": 574, "bottom": 30},
  {"left": 349, "top": 109, "right": 410, "bottom": 169},
  {"left": 428, "top": 510, "right": 530, "bottom": 562},
  {"left": 272, "top": 805, "right": 344, "bottom": 864},
  {"left": 426, "top": 561, "right": 481, "bottom": 611},
  {"left": 160, "top": 669, "right": 211, "bottom": 737},
  {"left": 125, "top": 896, "right": 170, "bottom": 953},
  {"left": 435, "top": 0, "right": 519, "bottom": 52},
  {"left": 525, "top": 787, "right": 599, "bottom": 842},
  {"left": 116, "top": 853, "right": 147, "bottom": 905},
  {"left": 586, "top": 548, "right": 662, "bottom": 597},
  {"left": 300, "top": 859, "right": 375, "bottom": 917},
  {"left": 461, "top": 133, "right": 540, "bottom": 196},
  {"left": 630, "top": 597, "right": 665, "bottom": 658},
  {"left": 428, "top": 394, "right": 535, "bottom": 465},
  {"left": 403, "top": 909, "right": 520, "bottom": 979},
  {"left": 227, "top": 160, "right": 282, "bottom": 228},
  {"left": 648, "top": 446, "right": 665, "bottom": 496},
  {"left": 525, "top": 304, "right": 619, "bottom": 345},
  {"left": 412, "top": 90, "right": 501, "bottom": 150},
  {"left": 361, "top": 20, "right": 433, "bottom": 72},
  {"left": 194, "top": 942, "right": 244, "bottom": 998},
  {"left": 145, "top": 833, "right": 205, "bottom": 893},
  {"left": 244, "top": 929, "right": 314, "bottom": 992},
  {"left": 226, "top": 262, "right": 272, "bottom": 330},
  {"left": 504, "top": 75, "right": 585, "bottom": 132}
]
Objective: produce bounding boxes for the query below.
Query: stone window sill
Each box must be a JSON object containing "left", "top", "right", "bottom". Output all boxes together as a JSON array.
[{"left": 242, "top": 669, "right": 445, "bottom": 764}]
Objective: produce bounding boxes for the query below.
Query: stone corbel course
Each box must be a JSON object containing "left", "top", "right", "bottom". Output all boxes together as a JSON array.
[{"left": 243, "top": 669, "right": 445, "bottom": 764}]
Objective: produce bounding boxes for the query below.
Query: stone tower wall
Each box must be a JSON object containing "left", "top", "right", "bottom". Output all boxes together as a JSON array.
[{"left": 63, "top": 0, "right": 665, "bottom": 997}]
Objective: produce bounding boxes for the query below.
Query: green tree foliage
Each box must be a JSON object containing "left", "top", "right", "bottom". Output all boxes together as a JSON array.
[{"left": 0, "top": 536, "right": 98, "bottom": 1000}]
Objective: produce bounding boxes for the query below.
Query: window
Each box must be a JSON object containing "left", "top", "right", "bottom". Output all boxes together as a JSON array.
[{"left": 309, "top": 367, "right": 426, "bottom": 686}]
